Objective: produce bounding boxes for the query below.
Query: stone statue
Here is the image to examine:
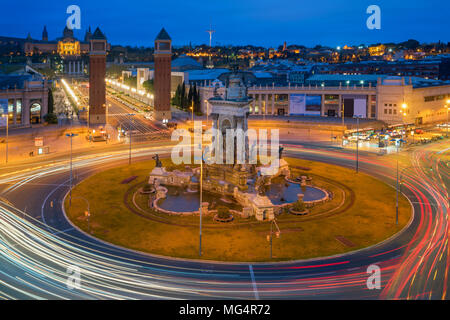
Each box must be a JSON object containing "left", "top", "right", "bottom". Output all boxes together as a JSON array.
[
  {"left": 152, "top": 154, "right": 162, "bottom": 167},
  {"left": 278, "top": 146, "right": 284, "bottom": 160},
  {"left": 255, "top": 174, "right": 269, "bottom": 196}
]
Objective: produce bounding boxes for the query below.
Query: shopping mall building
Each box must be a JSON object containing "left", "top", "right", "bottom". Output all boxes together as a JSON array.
[{"left": 200, "top": 74, "right": 450, "bottom": 125}]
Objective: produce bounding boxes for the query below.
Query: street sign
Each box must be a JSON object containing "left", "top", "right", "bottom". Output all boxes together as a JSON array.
[{"left": 35, "top": 137, "right": 44, "bottom": 147}]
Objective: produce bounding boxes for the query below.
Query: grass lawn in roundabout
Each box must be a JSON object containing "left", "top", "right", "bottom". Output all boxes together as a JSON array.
[{"left": 65, "top": 158, "right": 411, "bottom": 262}]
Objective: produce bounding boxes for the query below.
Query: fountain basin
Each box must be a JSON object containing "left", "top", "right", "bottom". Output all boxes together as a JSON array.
[{"left": 266, "top": 181, "right": 327, "bottom": 205}]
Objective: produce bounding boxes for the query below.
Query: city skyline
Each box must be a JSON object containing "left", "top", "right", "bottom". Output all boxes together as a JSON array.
[{"left": 1, "top": 0, "right": 449, "bottom": 48}]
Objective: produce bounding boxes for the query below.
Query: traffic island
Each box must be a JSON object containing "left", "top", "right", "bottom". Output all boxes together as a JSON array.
[{"left": 64, "top": 158, "right": 412, "bottom": 262}]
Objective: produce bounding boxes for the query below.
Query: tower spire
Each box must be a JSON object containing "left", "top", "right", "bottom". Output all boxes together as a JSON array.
[{"left": 206, "top": 24, "right": 215, "bottom": 69}]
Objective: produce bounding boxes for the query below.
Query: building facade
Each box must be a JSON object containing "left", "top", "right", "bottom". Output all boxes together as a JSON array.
[
  {"left": 0, "top": 67, "right": 49, "bottom": 127},
  {"left": 200, "top": 74, "right": 450, "bottom": 125}
]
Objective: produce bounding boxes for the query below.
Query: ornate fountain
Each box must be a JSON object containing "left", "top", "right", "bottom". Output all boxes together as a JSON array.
[{"left": 149, "top": 72, "right": 329, "bottom": 221}]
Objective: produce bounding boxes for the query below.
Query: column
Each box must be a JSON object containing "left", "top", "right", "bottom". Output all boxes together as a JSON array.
[
  {"left": 23, "top": 99, "right": 30, "bottom": 125},
  {"left": 321, "top": 94, "right": 325, "bottom": 116},
  {"left": 287, "top": 94, "right": 290, "bottom": 116},
  {"left": 259, "top": 94, "right": 263, "bottom": 115},
  {"left": 271, "top": 93, "right": 275, "bottom": 115},
  {"left": 264, "top": 94, "right": 269, "bottom": 116},
  {"left": 338, "top": 95, "right": 342, "bottom": 117}
]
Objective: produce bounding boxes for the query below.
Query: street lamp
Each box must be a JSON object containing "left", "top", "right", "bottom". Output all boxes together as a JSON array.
[
  {"left": 1, "top": 114, "right": 8, "bottom": 164},
  {"left": 354, "top": 115, "right": 361, "bottom": 173},
  {"left": 446, "top": 100, "right": 450, "bottom": 138},
  {"left": 126, "top": 113, "right": 136, "bottom": 165},
  {"left": 267, "top": 218, "right": 281, "bottom": 259},
  {"left": 191, "top": 101, "right": 194, "bottom": 128},
  {"left": 66, "top": 133, "right": 79, "bottom": 206},
  {"left": 197, "top": 142, "right": 209, "bottom": 257}
]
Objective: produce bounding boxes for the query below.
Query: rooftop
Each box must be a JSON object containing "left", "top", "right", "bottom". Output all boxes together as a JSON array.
[{"left": 155, "top": 28, "right": 171, "bottom": 41}]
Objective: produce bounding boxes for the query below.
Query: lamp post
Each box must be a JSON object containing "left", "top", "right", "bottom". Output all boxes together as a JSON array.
[
  {"left": 198, "top": 143, "right": 209, "bottom": 257},
  {"left": 354, "top": 116, "right": 360, "bottom": 173},
  {"left": 446, "top": 100, "right": 450, "bottom": 137},
  {"left": 267, "top": 219, "right": 281, "bottom": 259},
  {"left": 66, "top": 133, "right": 79, "bottom": 206},
  {"left": 191, "top": 101, "right": 194, "bottom": 128},
  {"left": 127, "top": 113, "right": 135, "bottom": 165},
  {"left": 1, "top": 114, "right": 8, "bottom": 164}
]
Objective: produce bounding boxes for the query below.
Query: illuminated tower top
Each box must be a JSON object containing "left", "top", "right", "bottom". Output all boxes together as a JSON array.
[
  {"left": 155, "top": 28, "right": 172, "bottom": 54},
  {"left": 89, "top": 27, "right": 107, "bottom": 54}
]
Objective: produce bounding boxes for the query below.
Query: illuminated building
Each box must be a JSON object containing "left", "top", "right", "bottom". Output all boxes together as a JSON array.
[{"left": 23, "top": 26, "right": 107, "bottom": 76}]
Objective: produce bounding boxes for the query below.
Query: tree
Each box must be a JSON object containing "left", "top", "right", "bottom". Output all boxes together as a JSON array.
[
  {"left": 142, "top": 79, "right": 154, "bottom": 93},
  {"left": 193, "top": 83, "right": 201, "bottom": 114},
  {"left": 217, "top": 206, "right": 231, "bottom": 220},
  {"left": 123, "top": 75, "right": 137, "bottom": 88},
  {"left": 180, "top": 82, "right": 187, "bottom": 110},
  {"left": 171, "top": 84, "right": 182, "bottom": 107},
  {"left": 47, "top": 88, "right": 54, "bottom": 114},
  {"left": 44, "top": 113, "right": 58, "bottom": 124}
]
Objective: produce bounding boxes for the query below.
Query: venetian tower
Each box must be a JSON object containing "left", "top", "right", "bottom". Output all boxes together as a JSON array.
[
  {"left": 88, "top": 27, "right": 107, "bottom": 126},
  {"left": 153, "top": 28, "right": 172, "bottom": 121}
]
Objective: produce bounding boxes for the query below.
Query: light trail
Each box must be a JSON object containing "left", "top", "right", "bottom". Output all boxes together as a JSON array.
[{"left": 0, "top": 139, "right": 447, "bottom": 299}]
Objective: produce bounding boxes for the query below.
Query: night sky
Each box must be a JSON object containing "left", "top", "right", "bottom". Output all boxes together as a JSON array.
[{"left": 1, "top": 0, "right": 448, "bottom": 48}]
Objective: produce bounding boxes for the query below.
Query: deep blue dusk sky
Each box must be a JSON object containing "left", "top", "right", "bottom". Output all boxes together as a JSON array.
[{"left": 1, "top": 0, "right": 448, "bottom": 48}]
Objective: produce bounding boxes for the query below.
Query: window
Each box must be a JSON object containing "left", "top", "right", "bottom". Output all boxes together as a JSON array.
[
  {"left": 389, "top": 109, "right": 392, "bottom": 114},
  {"left": 16, "top": 99, "right": 22, "bottom": 124},
  {"left": 30, "top": 102, "right": 42, "bottom": 124}
]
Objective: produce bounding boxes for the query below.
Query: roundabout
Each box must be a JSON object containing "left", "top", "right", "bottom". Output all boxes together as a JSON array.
[
  {"left": 64, "top": 157, "right": 411, "bottom": 262},
  {"left": 0, "top": 140, "right": 447, "bottom": 299}
]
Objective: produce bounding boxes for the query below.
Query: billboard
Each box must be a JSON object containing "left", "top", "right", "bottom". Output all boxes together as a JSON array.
[
  {"left": 305, "top": 95, "right": 322, "bottom": 114},
  {"left": 290, "top": 94, "right": 322, "bottom": 115},
  {"left": 289, "top": 94, "right": 305, "bottom": 115},
  {"left": 354, "top": 99, "right": 367, "bottom": 118}
]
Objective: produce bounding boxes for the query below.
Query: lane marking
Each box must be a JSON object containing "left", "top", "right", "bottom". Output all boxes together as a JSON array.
[{"left": 53, "top": 227, "right": 75, "bottom": 236}]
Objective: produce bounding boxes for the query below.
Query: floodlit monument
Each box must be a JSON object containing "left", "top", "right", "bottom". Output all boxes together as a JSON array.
[{"left": 149, "top": 72, "right": 329, "bottom": 221}]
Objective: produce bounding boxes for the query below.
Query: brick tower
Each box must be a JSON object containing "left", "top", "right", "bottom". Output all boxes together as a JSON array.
[
  {"left": 89, "top": 27, "right": 107, "bottom": 126},
  {"left": 154, "top": 28, "right": 172, "bottom": 121}
]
